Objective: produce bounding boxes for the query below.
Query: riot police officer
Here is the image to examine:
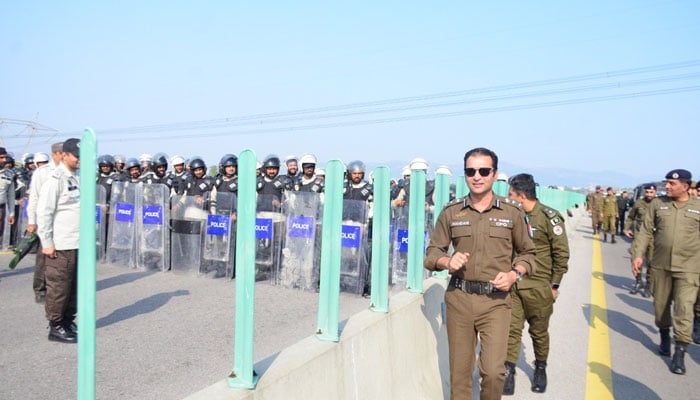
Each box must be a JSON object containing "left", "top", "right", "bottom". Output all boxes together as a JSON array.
[
  {"left": 113, "top": 154, "right": 126, "bottom": 173},
  {"left": 214, "top": 154, "right": 239, "bottom": 194},
  {"left": 169, "top": 155, "right": 189, "bottom": 195},
  {"left": 97, "top": 154, "right": 121, "bottom": 202},
  {"left": 257, "top": 154, "right": 292, "bottom": 212},
  {"left": 183, "top": 156, "right": 214, "bottom": 203},
  {"left": 125, "top": 158, "right": 142, "bottom": 183},
  {"left": 294, "top": 154, "right": 324, "bottom": 193},
  {"left": 141, "top": 153, "right": 174, "bottom": 190},
  {"left": 344, "top": 160, "right": 373, "bottom": 217}
]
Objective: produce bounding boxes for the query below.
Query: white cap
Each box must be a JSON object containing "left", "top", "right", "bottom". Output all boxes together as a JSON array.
[
  {"left": 256, "top": 161, "right": 262, "bottom": 169},
  {"left": 316, "top": 168, "right": 325, "bottom": 176},
  {"left": 139, "top": 153, "right": 152, "bottom": 163},
  {"left": 401, "top": 166, "right": 411, "bottom": 176}
]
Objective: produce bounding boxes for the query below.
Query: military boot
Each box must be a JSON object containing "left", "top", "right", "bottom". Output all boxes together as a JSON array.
[
  {"left": 692, "top": 318, "right": 700, "bottom": 345},
  {"left": 531, "top": 360, "right": 547, "bottom": 393},
  {"left": 503, "top": 362, "right": 516, "bottom": 396},
  {"left": 603, "top": 233, "right": 607, "bottom": 242},
  {"left": 629, "top": 276, "right": 642, "bottom": 295},
  {"left": 659, "top": 328, "right": 671, "bottom": 356},
  {"left": 671, "top": 342, "right": 688, "bottom": 374},
  {"left": 611, "top": 234, "right": 616, "bottom": 244},
  {"left": 641, "top": 282, "right": 651, "bottom": 298}
]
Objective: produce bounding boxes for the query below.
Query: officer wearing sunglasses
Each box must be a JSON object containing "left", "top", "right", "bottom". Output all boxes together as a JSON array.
[{"left": 424, "top": 147, "right": 536, "bottom": 400}]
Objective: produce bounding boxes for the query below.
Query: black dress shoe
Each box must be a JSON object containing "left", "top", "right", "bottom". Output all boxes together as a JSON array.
[
  {"left": 63, "top": 319, "right": 78, "bottom": 335},
  {"left": 48, "top": 323, "right": 77, "bottom": 343}
]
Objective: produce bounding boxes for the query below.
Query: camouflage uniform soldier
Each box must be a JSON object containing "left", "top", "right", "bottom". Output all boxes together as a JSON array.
[
  {"left": 601, "top": 187, "right": 618, "bottom": 243},
  {"left": 503, "top": 174, "right": 569, "bottom": 395},
  {"left": 624, "top": 183, "right": 657, "bottom": 297},
  {"left": 631, "top": 169, "right": 700, "bottom": 375}
]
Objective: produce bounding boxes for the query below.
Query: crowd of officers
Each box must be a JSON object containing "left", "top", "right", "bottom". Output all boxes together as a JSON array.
[{"left": 588, "top": 172, "right": 700, "bottom": 376}]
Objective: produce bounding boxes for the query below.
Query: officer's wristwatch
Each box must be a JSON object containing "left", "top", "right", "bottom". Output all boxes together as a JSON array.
[{"left": 511, "top": 267, "right": 522, "bottom": 282}]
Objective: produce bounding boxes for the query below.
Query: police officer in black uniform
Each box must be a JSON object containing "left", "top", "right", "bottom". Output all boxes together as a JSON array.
[
  {"left": 214, "top": 154, "right": 239, "bottom": 195},
  {"left": 293, "top": 154, "right": 324, "bottom": 193},
  {"left": 141, "top": 153, "right": 174, "bottom": 190},
  {"left": 183, "top": 156, "right": 214, "bottom": 202},
  {"left": 256, "top": 155, "right": 292, "bottom": 212}
]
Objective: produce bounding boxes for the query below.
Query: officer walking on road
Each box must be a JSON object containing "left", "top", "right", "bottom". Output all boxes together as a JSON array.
[
  {"left": 424, "top": 147, "right": 536, "bottom": 400},
  {"left": 0, "top": 147, "right": 16, "bottom": 249},
  {"left": 586, "top": 185, "right": 604, "bottom": 234},
  {"left": 624, "top": 183, "right": 657, "bottom": 297},
  {"left": 36, "top": 138, "right": 81, "bottom": 343},
  {"left": 503, "top": 173, "right": 569, "bottom": 395},
  {"left": 602, "top": 187, "right": 618, "bottom": 243},
  {"left": 631, "top": 169, "right": 700, "bottom": 375}
]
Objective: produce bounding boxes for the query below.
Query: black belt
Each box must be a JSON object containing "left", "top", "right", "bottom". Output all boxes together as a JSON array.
[{"left": 450, "top": 277, "right": 503, "bottom": 295}]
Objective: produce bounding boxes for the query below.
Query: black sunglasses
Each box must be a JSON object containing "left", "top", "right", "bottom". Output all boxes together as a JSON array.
[{"left": 464, "top": 167, "right": 493, "bottom": 177}]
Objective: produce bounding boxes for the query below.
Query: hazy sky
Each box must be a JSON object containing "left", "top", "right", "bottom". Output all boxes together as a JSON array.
[{"left": 2, "top": 1, "right": 699, "bottom": 185}]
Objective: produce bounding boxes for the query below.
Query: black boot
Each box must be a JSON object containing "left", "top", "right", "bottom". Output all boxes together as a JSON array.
[
  {"left": 641, "top": 282, "right": 651, "bottom": 298},
  {"left": 629, "top": 276, "right": 642, "bottom": 295},
  {"left": 48, "top": 321, "right": 77, "bottom": 343},
  {"left": 692, "top": 319, "right": 700, "bottom": 345},
  {"left": 503, "top": 362, "right": 515, "bottom": 396},
  {"left": 532, "top": 360, "right": 547, "bottom": 393},
  {"left": 659, "top": 328, "right": 671, "bottom": 356},
  {"left": 611, "top": 235, "right": 616, "bottom": 244},
  {"left": 671, "top": 342, "right": 688, "bottom": 374},
  {"left": 603, "top": 233, "right": 607, "bottom": 242}
]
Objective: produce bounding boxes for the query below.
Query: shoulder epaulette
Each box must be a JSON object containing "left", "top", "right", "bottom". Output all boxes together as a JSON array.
[
  {"left": 543, "top": 206, "right": 563, "bottom": 225},
  {"left": 502, "top": 196, "right": 523, "bottom": 209}
]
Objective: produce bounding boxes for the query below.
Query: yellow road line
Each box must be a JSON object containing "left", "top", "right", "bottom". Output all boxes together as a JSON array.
[{"left": 585, "top": 235, "right": 613, "bottom": 399}]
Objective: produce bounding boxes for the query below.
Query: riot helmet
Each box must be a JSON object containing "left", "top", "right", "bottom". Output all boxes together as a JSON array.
[
  {"left": 263, "top": 155, "right": 281, "bottom": 169},
  {"left": 189, "top": 156, "right": 207, "bottom": 178},
  {"left": 219, "top": 154, "right": 238, "bottom": 178},
  {"left": 98, "top": 154, "right": 116, "bottom": 173},
  {"left": 152, "top": 152, "right": 169, "bottom": 177},
  {"left": 34, "top": 152, "right": 50, "bottom": 167},
  {"left": 125, "top": 157, "right": 141, "bottom": 179},
  {"left": 347, "top": 160, "right": 366, "bottom": 184}
]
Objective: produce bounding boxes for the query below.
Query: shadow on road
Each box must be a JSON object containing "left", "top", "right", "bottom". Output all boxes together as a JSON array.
[
  {"left": 588, "top": 361, "right": 662, "bottom": 400},
  {"left": 582, "top": 303, "right": 657, "bottom": 354},
  {"left": 96, "top": 269, "right": 159, "bottom": 291},
  {"left": 96, "top": 289, "right": 189, "bottom": 328},
  {"left": 0, "top": 264, "right": 35, "bottom": 278}
]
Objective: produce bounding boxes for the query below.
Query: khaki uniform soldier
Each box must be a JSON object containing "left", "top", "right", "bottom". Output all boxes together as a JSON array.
[
  {"left": 586, "top": 185, "right": 604, "bottom": 234},
  {"left": 0, "top": 147, "right": 17, "bottom": 247},
  {"left": 601, "top": 187, "right": 618, "bottom": 243},
  {"left": 37, "top": 138, "right": 81, "bottom": 343},
  {"left": 424, "top": 148, "right": 536, "bottom": 400},
  {"left": 631, "top": 169, "right": 700, "bottom": 375},
  {"left": 624, "top": 183, "right": 657, "bottom": 297},
  {"left": 503, "top": 174, "right": 569, "bottom": 395}
]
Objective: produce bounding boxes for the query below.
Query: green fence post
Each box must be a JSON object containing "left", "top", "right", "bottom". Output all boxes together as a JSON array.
[
  {"left": 370, "top": 166, "right": 390, "bottom": 313},
  {"left": 78, "top": 128, "right": 97, "bottom": 400},
  {"left": 406, "top": 166, "right": 426, "bottom": 294},
  {"left": 456, "top": 176, "right": 468, "bottom": 198},
  {"left": 432, "top": 166, "right": 452, "bottom": 280},
  {"left": 316, "top": 160, "right": 344, "bottom": 342},
  {"left": 228, "top": 149, "right": 259, "bottom": 389}
]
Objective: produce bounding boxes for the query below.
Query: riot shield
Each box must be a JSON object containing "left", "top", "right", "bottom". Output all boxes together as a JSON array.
[
  {"left": 201, "top": 191, "right": 236, "bottom": 278},
  {"left": 137, "top": 184, "right": 170, "bottom": 271},
  {"left": 95, "top": 185, "right": 108, "bottom": 261},
  {"left": 106, "top": 181, "right": 139, "bottom": 268},
  {"left": 278, "top": 191, "right": 322, "bottom": 291},
  {"left": 390, "top": 205, "right": 409, "bottom": 288},
  {"left": 255, "top": 194, "right": 285, "bottom": 282},
  {"left": 170, "top": 195, "right": 206, "bottom": 275},
  {"left": 340, "top": 199, "right": 370, "bottom": 295}
]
